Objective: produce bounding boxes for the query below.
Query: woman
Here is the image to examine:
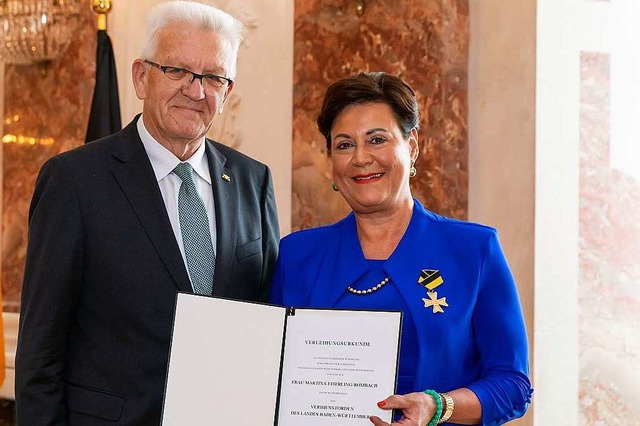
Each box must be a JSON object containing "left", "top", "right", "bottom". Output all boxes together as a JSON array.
[{"left": 271, "top": 72, "right": 532, "bottom": 426}]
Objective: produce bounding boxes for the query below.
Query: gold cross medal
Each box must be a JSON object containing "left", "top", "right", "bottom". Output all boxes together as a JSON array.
[{"left": 418, "top": 269, "right": 449, "bottom": 314}]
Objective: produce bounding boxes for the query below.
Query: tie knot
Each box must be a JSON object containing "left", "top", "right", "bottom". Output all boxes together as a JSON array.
[{"left": 173, "top": 162, "right": 194, "bottom": 183}]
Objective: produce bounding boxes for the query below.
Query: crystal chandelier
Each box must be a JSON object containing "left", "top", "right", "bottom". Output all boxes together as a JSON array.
[{"left": 0, "top": 0, "right": 81, "bottom": 65}]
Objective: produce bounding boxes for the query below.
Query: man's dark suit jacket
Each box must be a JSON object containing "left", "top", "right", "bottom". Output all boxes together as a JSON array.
[{"left": 15, "top": 118, "right": 280, "bottom": 425}]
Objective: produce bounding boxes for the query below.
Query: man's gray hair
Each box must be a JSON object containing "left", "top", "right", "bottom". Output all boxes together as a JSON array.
[{"left": 140, "top": 1, "right": 243, "bottom": 78}]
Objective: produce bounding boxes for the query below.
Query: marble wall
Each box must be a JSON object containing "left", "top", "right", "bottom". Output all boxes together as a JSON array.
[
  {"left": 578, "top": 51, "right": 640, "bottom": 424},
  {"left": 292, "top": 0, "right": 469, "bottom": 230},
  {"left": 1, "top": 6, "right": 96, "bottom": 311},
  {"left": 1, "top": 0, "right": 469, "bottom": 310}
]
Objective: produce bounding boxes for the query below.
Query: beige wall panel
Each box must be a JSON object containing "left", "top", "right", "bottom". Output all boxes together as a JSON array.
[{"left": 468, "top": 1, "right": 535, "bottom": 425}]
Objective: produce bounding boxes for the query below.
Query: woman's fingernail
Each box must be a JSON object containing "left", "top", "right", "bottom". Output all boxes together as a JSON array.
[{"left": 377, "top": 400, "right": 387, "bottom": 407}]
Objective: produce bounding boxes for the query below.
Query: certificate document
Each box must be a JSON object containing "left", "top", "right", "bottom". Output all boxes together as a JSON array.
[
  {"left": 161, "top": 294, "right": 401, "bottom": 426},
  {"left": 278, "top": 309, "right": 401, "bottom": 425}
]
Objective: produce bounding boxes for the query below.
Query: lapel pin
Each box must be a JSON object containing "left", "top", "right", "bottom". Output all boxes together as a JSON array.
[
  {"left": 221, "top": 173, "right": 231, "bottom": 182},
  {"left": 418, "top": 269, "right": 448, "bottom": 313},
  {"left": 418, "top": 269, "right": 443, "bottom": 291}
]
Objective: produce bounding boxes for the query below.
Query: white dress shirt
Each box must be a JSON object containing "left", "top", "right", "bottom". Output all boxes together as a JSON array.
[{"left": 137, "top": 116, "right": 217, "bottom": 275}]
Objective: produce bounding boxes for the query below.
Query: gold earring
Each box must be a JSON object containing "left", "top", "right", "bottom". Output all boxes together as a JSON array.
[
  {"left": 410, "top": 162, "right": 417, "bottom": 178},
  {"left": 331, "top": 182, "right": 339, "bottom": 192}
]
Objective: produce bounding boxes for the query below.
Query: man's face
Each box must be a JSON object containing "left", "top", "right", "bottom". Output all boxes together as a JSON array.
[{"left": 133, "top": 21, "right": 235, "bottom": 149}]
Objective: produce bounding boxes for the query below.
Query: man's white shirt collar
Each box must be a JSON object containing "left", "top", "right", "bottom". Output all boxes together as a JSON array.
[{"left": 137, "top": 115, "right": 211, "bottom": 184}]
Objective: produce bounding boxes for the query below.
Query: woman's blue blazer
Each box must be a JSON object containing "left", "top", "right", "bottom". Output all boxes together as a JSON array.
[{"left": 270, "top": 200, "right": 533, "bottom": 425}]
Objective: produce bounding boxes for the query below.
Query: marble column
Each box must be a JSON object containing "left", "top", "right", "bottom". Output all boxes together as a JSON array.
[{"left": 292, "top": 0, "right": 469, "bottom": 230}]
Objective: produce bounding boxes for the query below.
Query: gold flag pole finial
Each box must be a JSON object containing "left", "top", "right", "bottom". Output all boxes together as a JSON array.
[{"left": 92, "top": 0, "right": 112, "bottom": 31}]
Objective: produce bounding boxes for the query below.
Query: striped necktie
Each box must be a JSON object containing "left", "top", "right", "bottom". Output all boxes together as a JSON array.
[{"left": 173, "top": 162, "right": 215, "bottom": 295}]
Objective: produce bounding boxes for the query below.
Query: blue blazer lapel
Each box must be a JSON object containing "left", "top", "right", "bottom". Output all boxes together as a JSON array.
[
  {"left": 383, "top": 201, "right": 443, "bottom": 374},
  {"left": 308, "top": 214, "right": 369, "bottom": 307},
  {"left": 110, "top": 119, "right": 192, "bottom": 293},
  {"left": 384, "top": 203, "right": 432, "bottom": 303},
  {"left": 204, "top": 141, "right": 237, "bottom": 296}
]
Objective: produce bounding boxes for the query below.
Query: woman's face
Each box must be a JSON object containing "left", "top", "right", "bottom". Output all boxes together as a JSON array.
[{"left": 330, "top": 102, "right": 418, "bottom": 215}]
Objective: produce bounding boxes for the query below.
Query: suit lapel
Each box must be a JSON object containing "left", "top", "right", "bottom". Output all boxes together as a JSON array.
[
  {"left": 110, "top": 119, "right": 192, "bottom": 293},
  {"left": 205, "top": 141, "right": 237, "bottom": 296}
]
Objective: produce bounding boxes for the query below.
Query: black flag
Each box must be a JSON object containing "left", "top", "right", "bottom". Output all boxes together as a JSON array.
[{"left": 86, "top": 29, "right": 122, "bottom": 143}]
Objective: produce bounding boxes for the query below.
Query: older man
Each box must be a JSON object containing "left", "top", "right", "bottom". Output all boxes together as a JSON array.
[{"left": 15, "top": 2, "right": 279, "bottom": 425}]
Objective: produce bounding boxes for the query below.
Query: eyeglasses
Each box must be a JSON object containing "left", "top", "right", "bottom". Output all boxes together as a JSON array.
[{"left": 144, "top": 60, "right": 234, "bottom": 93}]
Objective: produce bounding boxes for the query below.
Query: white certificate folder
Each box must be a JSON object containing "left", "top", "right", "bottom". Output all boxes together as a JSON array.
[{"left": 161, "top": 293, "right": 402, "bottom": 426}]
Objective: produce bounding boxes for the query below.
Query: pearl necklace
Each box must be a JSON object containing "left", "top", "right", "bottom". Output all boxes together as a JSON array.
[{"left": 347, "top": 277, "right": 390, "bottom": 295}]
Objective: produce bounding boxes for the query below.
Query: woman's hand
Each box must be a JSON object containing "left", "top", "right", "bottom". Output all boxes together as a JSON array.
[{"left": 370, "top": 392, "right": 438, "bottom": 426}]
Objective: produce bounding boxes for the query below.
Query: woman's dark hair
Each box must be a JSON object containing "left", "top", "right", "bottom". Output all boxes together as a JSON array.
[{"left": 317, "top": 72, "right": 420, "bottom": 154}]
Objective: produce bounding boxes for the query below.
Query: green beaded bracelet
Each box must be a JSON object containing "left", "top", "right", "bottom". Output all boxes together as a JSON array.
[{"left": 424, "top": 389, "right": 443, "bottom": 426}]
